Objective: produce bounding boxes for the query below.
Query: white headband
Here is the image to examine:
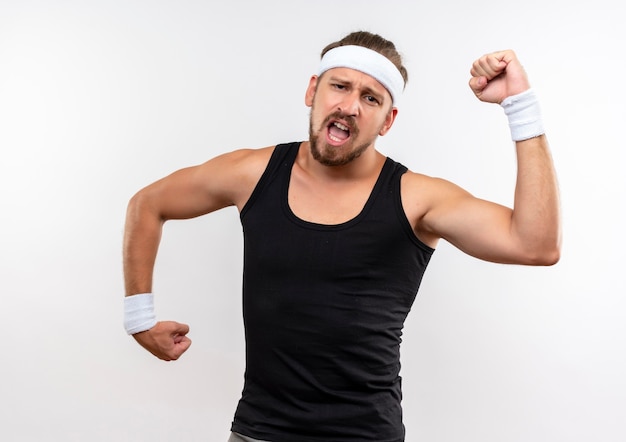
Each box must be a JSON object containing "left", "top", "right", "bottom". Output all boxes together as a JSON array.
[{"left": 317, "top": 45, "right": 404, "bottom": 104}]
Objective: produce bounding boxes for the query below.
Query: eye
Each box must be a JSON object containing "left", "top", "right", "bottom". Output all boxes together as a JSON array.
[
  {"left": 364, "top": 95, "right": 380, "bottom": 105},
  {"left": 332, "top": 83, "right": 346, "bottom": 90}
]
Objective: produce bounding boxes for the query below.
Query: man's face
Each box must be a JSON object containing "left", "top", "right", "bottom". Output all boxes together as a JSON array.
[{"left": 305, "top": 67, "right": 397, "bottom": 167}]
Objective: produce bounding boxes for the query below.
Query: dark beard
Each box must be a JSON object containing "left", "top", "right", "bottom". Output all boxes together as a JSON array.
[{"left": 308, "top": 110, "right": 370, "bottom": 167}]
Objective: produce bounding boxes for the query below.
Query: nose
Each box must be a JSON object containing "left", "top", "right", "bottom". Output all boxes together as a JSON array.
[{"left": 338, "top": 91, "right": 360, "bottom": 116}]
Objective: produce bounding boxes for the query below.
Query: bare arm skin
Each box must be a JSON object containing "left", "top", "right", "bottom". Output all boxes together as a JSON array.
[
  {"left": 123, "top": 147, "right": 274, "bottom": 360},
  {"left": 407, "top": 50, "right": 561, "bottom": 265}
]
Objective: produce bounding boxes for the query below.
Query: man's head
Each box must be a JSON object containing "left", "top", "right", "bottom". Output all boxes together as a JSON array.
[{"left": 306, "top": 31, "right": 407, "bottom": 167}]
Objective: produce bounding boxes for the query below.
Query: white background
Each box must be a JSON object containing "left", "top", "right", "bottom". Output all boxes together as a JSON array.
[{"left": 1, "top": 1, "right": 624, "bottom": 441}]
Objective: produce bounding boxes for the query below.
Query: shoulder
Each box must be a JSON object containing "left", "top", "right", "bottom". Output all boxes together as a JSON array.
[
  {"left": 215, "top": 145, "right": 276, "bottom": 177},
  {"left": 198, "top": 145, "right": 277, "bottom": 209},
  {"left": 400, "top": 169, "right": 473, "bottom": 247},
  {"left": 209, "top": 145, "right": 276, "bottom": 167},
  {"left": 401, "top": 169, "right": 470, "bottom": 199}
]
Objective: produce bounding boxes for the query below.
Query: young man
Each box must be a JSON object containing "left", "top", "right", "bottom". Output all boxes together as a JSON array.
[{"left": 123, "top": 31, "right": 560, "bottom": 442}]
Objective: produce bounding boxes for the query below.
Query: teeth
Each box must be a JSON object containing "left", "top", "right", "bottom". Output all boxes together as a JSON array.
[
  {"left": 334, "top": 122, "right": 349, "bottom": 131},
  {"left": 329, "top": 134, "right": 341, "bottom": 142}
]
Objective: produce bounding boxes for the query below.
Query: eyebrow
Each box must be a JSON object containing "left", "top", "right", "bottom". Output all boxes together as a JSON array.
[{"left": 326, "top": 74, "right": 387, "bottom": 102}]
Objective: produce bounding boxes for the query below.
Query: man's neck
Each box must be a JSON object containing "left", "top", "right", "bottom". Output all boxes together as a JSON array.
[{"left": 298, "top": 141, "right": 385, "bottom": 182}]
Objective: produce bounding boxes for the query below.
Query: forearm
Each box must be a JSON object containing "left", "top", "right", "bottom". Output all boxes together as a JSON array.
[
  {"left": 122, "top": 193, "right": 193, "bottom": 356},
  {"left": 123, "top": 192, "right": 164, "bottom": 295},
  {"left": 500, "top": 85, "right": 561, "bottom": 264},
  {"left": 511, "top": 134, "right": 561, "bottom": 264}
]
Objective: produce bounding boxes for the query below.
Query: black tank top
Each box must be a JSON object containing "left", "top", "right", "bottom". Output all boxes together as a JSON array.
[{"left": 232, "top": 142, "right": 434, "bottom": 442}]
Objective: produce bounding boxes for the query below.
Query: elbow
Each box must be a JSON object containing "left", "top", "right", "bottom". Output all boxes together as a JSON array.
[
  {"left": 524, "top": 241, "right": 561, "bottom": 266},
  {"left": 547, "top": 241, "right": 562, "bottom": 265},
  {"left": 126, "top": 191, "right": 146, "bottom": 220},
  {"left": 126, "top": 189, "right": 165, "bottom": 225},
  {"left": 535, "top": 247, "right": 561, "bottom": 266}
]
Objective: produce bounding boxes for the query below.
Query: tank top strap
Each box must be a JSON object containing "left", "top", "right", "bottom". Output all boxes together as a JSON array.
[{"left": 240, "top": 142, "right": 300, "bottom": 220}]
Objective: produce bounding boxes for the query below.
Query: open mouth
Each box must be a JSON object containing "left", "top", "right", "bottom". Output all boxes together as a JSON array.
[{"left": 327, "top": 121, "right": 351, "bottom": 144}]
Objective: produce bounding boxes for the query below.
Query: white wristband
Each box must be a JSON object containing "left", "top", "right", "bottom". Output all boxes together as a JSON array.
[
  {"left": 124, "top": 293, "right": 157, "bottom": 335},
  {"left": 501, "top": 88, "right": 545, "bottom": 142}
]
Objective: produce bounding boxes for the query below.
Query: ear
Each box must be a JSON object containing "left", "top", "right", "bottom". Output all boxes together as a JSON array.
[
  {"left": 304, "top": 75, "right": 318, "bottom": 107},
  {"left": 379, "top": 107, "right": 398, "bottom": 136}
]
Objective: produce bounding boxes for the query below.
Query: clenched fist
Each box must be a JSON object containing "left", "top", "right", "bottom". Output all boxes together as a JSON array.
[{"left": 133, "top": 320, "right": 192, "bottom": 361}]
